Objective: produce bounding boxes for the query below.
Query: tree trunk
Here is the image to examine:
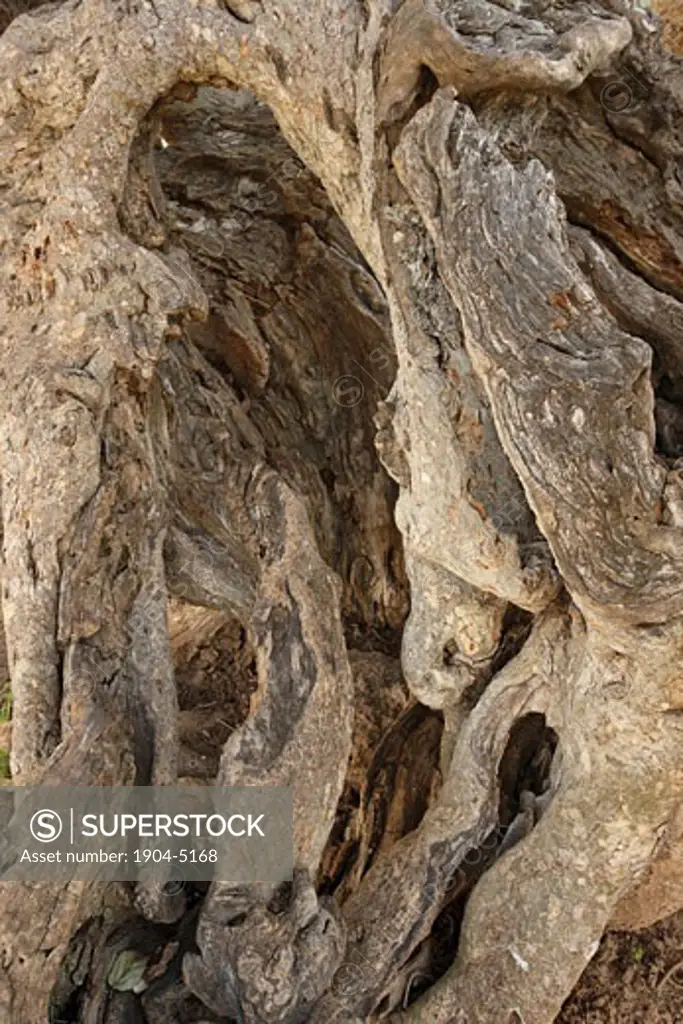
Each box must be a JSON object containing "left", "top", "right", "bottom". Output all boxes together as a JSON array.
[{"left": 0, "top": 1, "right": 682, "bottom": 1022}]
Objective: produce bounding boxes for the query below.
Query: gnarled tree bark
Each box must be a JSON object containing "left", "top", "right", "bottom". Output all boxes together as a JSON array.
[{"left": 0, "top": 0, "right": 682, "bottom": 1022}]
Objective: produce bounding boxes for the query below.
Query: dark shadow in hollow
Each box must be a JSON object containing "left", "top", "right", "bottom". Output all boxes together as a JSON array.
[
  {"left": 146, "top": 84, "right": 409, "bottom": 641},
  {"left": 54, "top": 81, "right": 437, "bottom": 1023},
  {"left": 139, "top": 86, "right": 422, "bottom": 819},
  {"left": 146, "top": 87, "right": 448, "bottom": 916},
  {"left": 397, "top": 712, "right": 559, "bottom": 1013}
]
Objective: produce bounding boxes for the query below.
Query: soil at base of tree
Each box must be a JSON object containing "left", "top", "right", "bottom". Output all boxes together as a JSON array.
[{"left": 559, "top": 911, "right": 683, "bottom": 1024}]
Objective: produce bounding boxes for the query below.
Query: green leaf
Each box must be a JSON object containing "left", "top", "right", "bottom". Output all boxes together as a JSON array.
[
  {"left": 631, "top": 943, "right": 646, "bottom": 963},
  {"left": 107, "top": 949, "right": 148, "bottom": 992},
  {"left": 0, "top": 688, "right": 11, "bottom": 724}
]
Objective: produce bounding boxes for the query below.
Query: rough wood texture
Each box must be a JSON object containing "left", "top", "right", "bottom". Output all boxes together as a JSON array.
[
  {"left": 0, "top": 1, "right": 682, "bottom": 1022},
  {"left": 654, "top": 0, "right": 683, "bottom": 53}
]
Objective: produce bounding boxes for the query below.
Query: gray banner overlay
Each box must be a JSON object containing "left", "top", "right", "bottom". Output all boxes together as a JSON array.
[{"left": 0, "top": 786, "right": 292, "bottom": 883}]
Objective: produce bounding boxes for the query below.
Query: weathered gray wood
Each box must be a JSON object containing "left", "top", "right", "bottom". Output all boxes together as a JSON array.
[{"left": 0, "top": 1, "right": 682, "bottom": 1022}]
